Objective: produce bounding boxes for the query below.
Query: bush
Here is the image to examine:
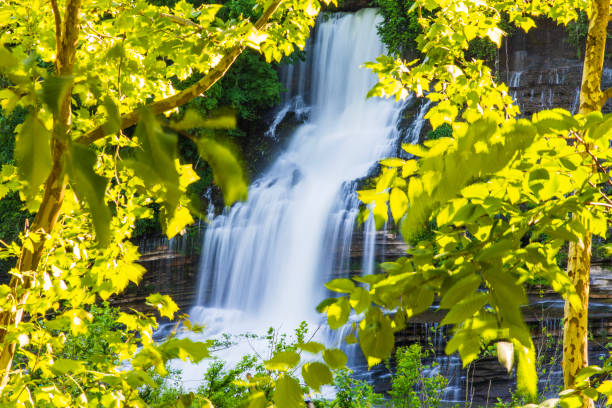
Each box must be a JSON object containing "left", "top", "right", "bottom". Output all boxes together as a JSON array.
[
  {"left": 375, "top": 0, "right": 421, "bottom": 58},
  {"left": 316, "top": 369, "right": 383, "bottom": 408},
  {"left": 388, "top": 344, "right": 448, "bottom": 408}
]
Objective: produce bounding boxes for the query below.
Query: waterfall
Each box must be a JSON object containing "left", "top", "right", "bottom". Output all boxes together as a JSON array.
[{"left": 174, "top": 9, "right": 405, "bottom": 381}]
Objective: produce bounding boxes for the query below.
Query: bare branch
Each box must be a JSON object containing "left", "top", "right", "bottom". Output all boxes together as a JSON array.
[
  {"left": 76, "top": 0, "right": 286, "bottom": 145},
  {"left": 587, "top": 201, "right": 612, "bottom": 209},
  {"left": 82, "top": 21, "right": 120, "bottom": 40}
]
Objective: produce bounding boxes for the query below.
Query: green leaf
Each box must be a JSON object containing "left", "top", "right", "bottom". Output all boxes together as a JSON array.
[
  {"left": 41, "top": 75, "right": 73, "bottom": 116},
  {"left": 247, "top": 392, "right": 267, "bottom": 408},
  {"left": 477, "top": 239, "right": 515, "bottom": 262},
  {"left": 177, "top": 392, "right": 195, "bottom": 408},
  {"left": 298, "top": 341, "right": 325, "bottom": 354},
  {"left": 132, "top": 108, "right": 180, "bottom": 216},
  {"left": 358, "top": 309, "right": 394, "bottom": 368},
  {"left": 273, "top": 376, "right": 303, "bottom": 408},
  {"left": 461, "top": 183, "right": 489, "bottom": 199},
  {"left": 322, "top": 348, "right": 347, "bottom": 370},
  {"left": 146, "top": 293, "right": 179, "bottom": 319},
  {"left": 440, "top": 274, "right": 481, "bottom": 309},
  {"left": 316, "top": 297, "right": 337, "bottom": 313},
  {"left": 65, "top": 144, "right": 111, "bottom": 247},
  {"left": 349, "top": 287, "right": 370, "bottom": 314},
  {"left": 514, "top": 339, "right": 537, "bottom": 400},
  {"left": 166, "top": 206, "right": 194, "bottom": 239},
  {"left": 380, "top": 158, "right": 406, "bottom": 167},
  {"left": 327, "top": 297, "right": 350, "bottom": 329},
  {"left": 402, "top": 143, "right": 429, "bottom": 157},
  {"left": 158, "top": 338, "right": 211, "bottom": 363},
  {"left": 196, "top": 138, "right": 247, "bottom": 205},
  {"left": 325, "top": 278, "right": 355, "bottom": 293},
  {"left": 125, "top": 370, "right": 157, "bottom": 388},
  {"left": 302, "top": 362, "right": 332, "bottom": 391},
  {"left": 264, "top": 351, "right": 300, "bottom": 371},
  {"left": 50, "top": 358, "right": 84, "bottom": 375},
  {"left": 596, "top": 380, "right": 612, "bottom": 395},
  {"left": 102, "top": 96, "right": 121, "bottom": 135},
  {"left": 533, "top": 109, "right": 578, "bottom": 134},
  {"left": 15, "top": 115, "right": 52, "bottom": 201},
  {"left": 575, "top": 365, "right": 603, "bottom": 383},
  {"left": 173, "top": 108, "right": 236, "bottom": 130},
  {"left": 441, "top": 292, "right": 488, "bottom": 325},
  {"left": 0, "top": 47, "right": 18, "bottom": 70},
  {"left": 590, "top": 115, "right": 612, "bottom": 141},
  {"left": 390, "top": 187, "right": 408, "bottom": 222},
  {"left": 561, "top": 395, "right": 583, "bottom": 408}
]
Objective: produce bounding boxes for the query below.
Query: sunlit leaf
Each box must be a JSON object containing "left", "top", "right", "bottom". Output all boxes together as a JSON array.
[
  {"left": 196, "top": 138, "right": 247, "bottom": 205},
  {"left": 65, "top": 144, "right": 111, "bottom": 247},
  {"left": 15, "top": 115, "right": 52, "bottom": 202},
  {"left": 273, "top": 376, "right": 303, "bottom": 408}
]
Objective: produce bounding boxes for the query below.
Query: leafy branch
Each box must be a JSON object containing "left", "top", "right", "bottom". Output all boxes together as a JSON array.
[{"left": 75, "top": 0, "right": 286, "bottom": 146}]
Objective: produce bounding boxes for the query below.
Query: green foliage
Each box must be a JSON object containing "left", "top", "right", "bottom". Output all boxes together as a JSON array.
[
  {"left": 346, "top": 3, "right": 603, "bottom": 402},
  {"left": 206, "top": 51, "right": 284, "bottom": 125},
  {"left": 0, "top": 0, "right": 334, "bottom": 404},
  {"left": 388, "top": 344, "right": 447, "bottom": 408},
  {"left": 199, "top": 358, "right": 256, "bottom": 407},
  {"left": 141, "top": 322, "right": 348, "bottom": 407},
  {"left": 322, "top": 108, "right": 612, "bottom": 399},
  {"left": 0, "top": 106, "right": 29, "bottom": 277},
  {"left": 375, "top": 0, "right": 421, "bottom": 57},
  {"left": 58, "top": 302, "right": 123, "bottom": 365},
  {"left": 316, "top": 369, "right": 383, "bottom": 408},
  {"left": 567, "top": 12, "right": 589, "bottom": 58},
  {"left": 366, "top": 0, "right": 583, "bottom": 125},
  {"left": 140, "top": 357, "right": 257, "bottom": 408},
  {"left": 142, "top": 0, "right": 287, "bottom": 223},
  {"left": 424, "top": 123, "right": 452, "bottom": 141}
]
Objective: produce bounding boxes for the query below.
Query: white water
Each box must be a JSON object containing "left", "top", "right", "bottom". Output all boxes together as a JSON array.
[{"left": 173, "top": 9, "right": 405, "bottom": 384}]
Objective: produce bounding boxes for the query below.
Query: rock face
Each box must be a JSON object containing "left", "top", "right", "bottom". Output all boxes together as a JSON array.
[
  {"left": 500, "top": 18, "right": 612, "bottom": 116},
  {"left": 109, "top": 234, "right": 201, "bottom": 313},
  {"left": 324, "top": 0, "right": 374, "bottom": 12}
]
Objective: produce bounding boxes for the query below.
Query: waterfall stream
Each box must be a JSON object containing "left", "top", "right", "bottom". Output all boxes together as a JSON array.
[
  {"left": 173, "top": 8, "right": 407, "bottom": 386},
  {"left": 165, "top": 9, "right": 612, "bottom": 400}
]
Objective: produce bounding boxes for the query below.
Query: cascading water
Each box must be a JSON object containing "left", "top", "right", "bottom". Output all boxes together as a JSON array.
[
  {"left": 507, "top": 65, "right": 588, "bottom": 115},
  {"left": 175, "top": 8, "right": 405, "bottom": 383}
]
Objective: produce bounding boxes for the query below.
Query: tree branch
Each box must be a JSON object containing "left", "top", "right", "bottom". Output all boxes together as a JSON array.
[
  {"left": 57, "top": 0, "right": 82, "bottom": 76},
  {"left": 76, "top": 0, "right": 286, "bottom": 145},
  {"left": 569, "top": 131, "right": 612, "bottom": 188},
  {"left": 598, "top": 87, "right": 612, "bottom": 108},
  {"left": 158, "top": 12, "right": 206, "bottom": 31},
  {"left": 587, "top": 201, "right": 612, "bottom": 209},
  {"left": 50, "top": 0, "right": 62, "bottom": 70}
]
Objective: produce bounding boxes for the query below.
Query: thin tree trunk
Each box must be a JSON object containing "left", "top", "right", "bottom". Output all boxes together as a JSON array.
[
  {"left": 563, "top": 1, "right": 609, "bottom": 406},
  {"left": 0, "top": 0, "right": 288, "bottom": 396},
  {"left": 0, "top": 0, "right": 81, "bottom": 393}
]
